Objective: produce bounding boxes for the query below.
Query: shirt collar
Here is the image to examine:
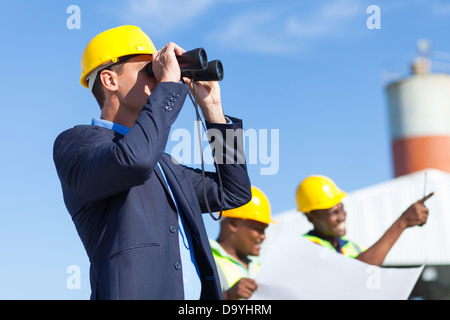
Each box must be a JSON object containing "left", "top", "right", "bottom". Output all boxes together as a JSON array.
[
  {"left": 307, "top": 230, "right": 349, "bottom": 252},
  {"left": 91, "top": 118, "right": 130, "bottom": 136}
]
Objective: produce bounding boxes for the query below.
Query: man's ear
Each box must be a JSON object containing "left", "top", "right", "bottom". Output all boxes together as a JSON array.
[
  {"left": 227, "top": 218, "right": 243, "bottom": 233},
  {"left": 99, "top": 69, "right": 119, "bottom": 92},
  {"left": 305, "top": 212, "right": 315, "bottom": 224}
]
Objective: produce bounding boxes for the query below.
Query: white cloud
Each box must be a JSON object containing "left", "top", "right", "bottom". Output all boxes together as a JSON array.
[
  {"left": 208, "top": 10, "right": 296, "bottom": 54},
  {"left": 430, "top": 3, "right": 450, "bottom": 15},
  {"left": 116, "top": 0, "right": 368, "bottom": 55},
  {"left": 117, "top": 0, "right": 215, "bottom": 35},
  {"left": 207, "top": 0, "right": 364, "bottom": 55},
  {"left": 286, "top": 0, "right": 362, "bottom": 38}
]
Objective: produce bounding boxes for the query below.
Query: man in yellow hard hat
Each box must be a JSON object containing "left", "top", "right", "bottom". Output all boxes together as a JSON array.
[
  {"left": 296, "top": 175, "right": 433, "bottom": 266},
  {"left": 210, "top": 186, "right": 276, "bottom": 300},
  {"left": 53, "top": 25, "right": 252, "bottom": 300}
]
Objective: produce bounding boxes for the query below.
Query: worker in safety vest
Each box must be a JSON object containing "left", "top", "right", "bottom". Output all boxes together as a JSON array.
[
  {"left": 296, "top": 175, "right": 433, "bottom": 266},
  {"left": 210, "top": 186, "right": 276, "bottom": 300}
]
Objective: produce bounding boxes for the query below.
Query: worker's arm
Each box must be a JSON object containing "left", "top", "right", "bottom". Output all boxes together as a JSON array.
[{"left": 355, "top": 192, "right": 434, "bottom": 266}]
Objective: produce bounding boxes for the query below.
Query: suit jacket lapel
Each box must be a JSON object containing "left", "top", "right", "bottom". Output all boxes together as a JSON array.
[{"left": 153, "top": 163, "right": 176, "bottom": 206}]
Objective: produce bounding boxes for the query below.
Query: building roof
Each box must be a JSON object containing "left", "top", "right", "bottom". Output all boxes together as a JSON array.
[{"left": 265, "top": 169, "right": 450, "bottom": 266}]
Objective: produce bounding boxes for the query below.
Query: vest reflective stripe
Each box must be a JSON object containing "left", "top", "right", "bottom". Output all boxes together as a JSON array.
[
  {"left": 210, "top": 240, "right": 260, "bottom": 292},
  {"left": 213, "top": 254, "right": 247, "bottom": 290},
  {"left": 342, "top": 242, "right": 363, "bottom": 257},
  {"left": 303, "top": 234, "right": 364, "bottom": 258}
]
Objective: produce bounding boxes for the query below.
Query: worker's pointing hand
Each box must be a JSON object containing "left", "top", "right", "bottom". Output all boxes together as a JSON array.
[
  {"left": 400, "top": 192, "right": 434, "bottom": 228},
  {"left": 418, "top": 192, "right": 435, "bottom": 205}
]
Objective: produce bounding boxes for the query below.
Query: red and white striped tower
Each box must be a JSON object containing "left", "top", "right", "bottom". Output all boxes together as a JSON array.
[{"left": 386, "top": 46, "right": 450, "bottom": 177}]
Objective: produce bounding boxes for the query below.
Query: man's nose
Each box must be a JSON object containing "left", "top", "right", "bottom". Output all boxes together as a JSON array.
[{"left": 259, "top": 231, "right": 266, "bottom": 241}]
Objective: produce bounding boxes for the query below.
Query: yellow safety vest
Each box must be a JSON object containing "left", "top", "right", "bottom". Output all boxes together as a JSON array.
[
  {"left": 303, "top": 232, "right": 366, "bottom": 258},
  {"left": 209, "top": 239, "right": 260, "bottom": 292}
]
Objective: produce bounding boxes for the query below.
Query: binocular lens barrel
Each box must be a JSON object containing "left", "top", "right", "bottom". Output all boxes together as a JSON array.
[
  {"left": 186, "top": 60, "right": 223, "bottom": 82},
  {"left": 177, "top": 48, "right": 208, "bottom": 71},
  {"left": 145, "top": 48, "right": 223, "bottom": 82}
]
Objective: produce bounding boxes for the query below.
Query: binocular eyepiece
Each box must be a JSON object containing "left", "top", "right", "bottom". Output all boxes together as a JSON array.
[{"left": 146, "top": 48, "right": 224, "bottom": 82}]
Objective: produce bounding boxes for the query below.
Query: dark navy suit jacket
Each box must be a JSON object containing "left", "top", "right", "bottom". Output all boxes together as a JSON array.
[{"left": 53, "top": 82, "right": 251, "bottom": 300}]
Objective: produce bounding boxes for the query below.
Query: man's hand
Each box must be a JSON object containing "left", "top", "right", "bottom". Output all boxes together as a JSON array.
[
  {"left": 152, "top": 42, "right": 226, "bottom": 123},
  {"left": 223, "top": 278, "right": 258, "bottom": 300},
  {"left": 184, "top": 78, "right": 226, "bottom": 123},
  {"left": 399, "top": 192, "right": 434, "bottom": 228},
  {"left": 152, "top": 42, "right": 184, "bottom": 83},
  {"left": 356, "top": 192, "right": 435, "bottom": 266}
]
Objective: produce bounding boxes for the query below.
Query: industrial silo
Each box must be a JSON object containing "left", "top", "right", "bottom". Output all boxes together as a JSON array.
[{"left": 386, "top": 46, "right": 450, "bottom": 177}]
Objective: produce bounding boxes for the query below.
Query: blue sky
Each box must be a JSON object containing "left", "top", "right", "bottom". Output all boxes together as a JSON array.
[{"left": 1, "top": 0, "right": 449, "bottom": 299}]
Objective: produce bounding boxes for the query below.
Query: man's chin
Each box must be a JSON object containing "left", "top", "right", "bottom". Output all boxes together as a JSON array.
[
  {"left": 334, "top": 227, "right": 346, "bottom": 237},
  {"left": 251, "top": 247, "right": 261, "bottom": 257}
]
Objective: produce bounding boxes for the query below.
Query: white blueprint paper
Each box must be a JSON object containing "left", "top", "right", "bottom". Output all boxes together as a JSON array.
[{"left": 250, "top": 232, "right": 424, "bottom": 300}]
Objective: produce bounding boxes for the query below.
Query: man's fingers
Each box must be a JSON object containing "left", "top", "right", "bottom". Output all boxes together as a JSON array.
[
  {"left": 419, "top": 192, "right": 435, "bottom": 204},
  {"left": 173, "top": 44, "right": 186, "bottom": 57},
  {"left": 240, "top": 278, "right": 258, "bottom": 291},
  {"left": 161, "top": 42, "right": 185, "bottom": 57},
  {"left": 248, "top": 279, "right": 258, "bottom": 290}
]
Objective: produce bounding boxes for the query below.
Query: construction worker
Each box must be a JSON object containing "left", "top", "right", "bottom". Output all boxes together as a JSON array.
[
  {"left": 296, "top": 175, "right": 433, "bottom": 266},
  {"left": 53, "top": 25, "right": 252, "bottom": 299},
  {"left": 210, "top": 186, "right": 276, "bottom": 300}
]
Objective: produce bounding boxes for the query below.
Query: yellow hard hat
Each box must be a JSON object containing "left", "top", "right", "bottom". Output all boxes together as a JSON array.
[
  {"left": 295, "top": 175, "right": 346, "bottom": 213},
  {"left": 80, "top": 25, "right": 157, "bottom": 89},
  {"left": 222, "top": 186, "right": 276, "bottom": 225}
]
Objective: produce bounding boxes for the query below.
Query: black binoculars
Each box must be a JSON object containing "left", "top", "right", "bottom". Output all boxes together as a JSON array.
[{"left": 146, "top": 48, "right": 224, "bottom": 82}]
